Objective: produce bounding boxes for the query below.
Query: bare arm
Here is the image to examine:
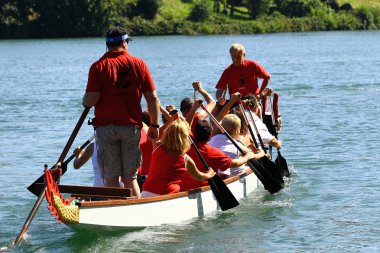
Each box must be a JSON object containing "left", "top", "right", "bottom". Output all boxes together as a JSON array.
[
  {"left": 160, "top": 105, "right": 171, "bottom": 122},
  {"left": 216, "top": 92, "right": 241, "bottom": 121},
  {"left": 193, "top": 81, "right": 216, "bottom": 120},
  {"left": 151, "top": 111, "right": 181, "bottom": 150},
  {"left": 185, "top": 155, "right": 216, "bottom": 181},
  {"left": 230, "top": 152, "right": 251, "bottom": 167},
  {"left": 258, "top": 75, "right": 271, "bottom": 94},
  {"left": 144, "top": 90, "right": 161, "bottom": 140},
  {"left": 185, "top": 99, "right": 202, "bottom": 128},
  {"left": 82, "top": 92, "right": 100, "bottom": 107},
  {"left": 73, "top": 143, "right": 94, "bottom": 169}
]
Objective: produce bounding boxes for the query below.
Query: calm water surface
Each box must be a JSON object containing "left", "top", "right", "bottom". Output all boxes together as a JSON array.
[{"left": 1, "top": 31, "right": 380, "bottom": 252}]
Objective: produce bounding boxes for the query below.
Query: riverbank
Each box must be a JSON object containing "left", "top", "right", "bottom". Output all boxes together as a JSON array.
[{"left": 0, "top": 0, "right": 379, "bottom": 39}]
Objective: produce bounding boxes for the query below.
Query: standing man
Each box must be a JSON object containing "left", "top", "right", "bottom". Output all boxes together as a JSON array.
[
  {"left": 82, "top": 26, "right": 160, "bottom": 198},
  {"left": 215, "top": 43, "right": 271, "bottom": 109}
]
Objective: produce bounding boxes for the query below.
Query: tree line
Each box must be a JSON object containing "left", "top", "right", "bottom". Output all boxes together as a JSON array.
[{"left": 1, "top": 0, "right": 379, "bottom": 39}]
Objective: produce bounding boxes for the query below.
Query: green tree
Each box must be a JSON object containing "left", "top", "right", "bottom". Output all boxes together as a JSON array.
[
  {"left": 244, "top": 0, "right": 273, "bottom": 19},
  {"left": 275, "top": 0, "right": 319, "bottom": 17},
  {"left": 135, "top": 0, "right": 162, "bottom": 20},
  {"left": 188, "top": 0, "right": 212, "bottom": 22},
  {"left": 28, "top": 0, "right": 133, "bottom": 37},
  {"left": 0, "top": 0, "right": 35, "bottom": 38}
]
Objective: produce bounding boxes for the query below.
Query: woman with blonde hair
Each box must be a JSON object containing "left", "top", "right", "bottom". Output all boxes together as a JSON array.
[{"left": 142, "top": 117, "right": 215, "bottom": 197}]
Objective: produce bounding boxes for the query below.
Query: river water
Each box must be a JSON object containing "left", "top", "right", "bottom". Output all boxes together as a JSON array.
[{"left": 0, "top": 31, "right": 379, "bottom": 252}]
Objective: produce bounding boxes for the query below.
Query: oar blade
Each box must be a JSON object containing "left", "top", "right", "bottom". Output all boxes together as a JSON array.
[
  {"left": 260, "top": 156, "right": 284, "bottom": 185},
  {"left": 208, "top": 174, "right": 239, "bottom": 211},
  {"left": 275, "top": 151, "right": 290, "bottom": 177},
  {"left": 248, "top": 158, "right": 282, "bottom": 194},
  {"left": 27, "top": 175, "right": 44, "bottom": 196}
]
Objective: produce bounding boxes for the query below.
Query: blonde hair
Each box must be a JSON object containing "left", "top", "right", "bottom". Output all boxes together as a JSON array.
[
  {"left": 161, "top": 118, "right": 191, "bottom": 155},
  {"left": 221, "top": 114, "right": 241, "bottom": 136},
  {"left": 229, "top": 43, "right": 245, "bottom": 55}
]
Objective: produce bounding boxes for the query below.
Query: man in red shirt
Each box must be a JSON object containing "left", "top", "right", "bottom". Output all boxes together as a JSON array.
[
  {"left": 82, "top": 26, "right": 160, "bottom": 198},
  {"left": 215, "top": 43, "right": 271, "bottom": 111}
]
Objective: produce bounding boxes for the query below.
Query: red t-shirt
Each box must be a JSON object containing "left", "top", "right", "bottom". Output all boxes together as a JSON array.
[
  {"left": 190, "top": 113, "right": 200, "bottom": 137},
  {"left": 138, "top": 128, "right": 153, "bottom": 176},
  {"left": 86, "top": 50, "right": 155, "bottom": 127},
  {"left": 142, "top": 146, "right": 188, "bottom": 195},
  {"left": 179, "top": 141, "right": 232, "bottom": 191},
  {"left": 215, "top": 59, "right": 270, "bottom": 96}
]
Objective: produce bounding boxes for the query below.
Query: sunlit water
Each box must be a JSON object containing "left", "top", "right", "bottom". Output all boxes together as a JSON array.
[{"left": 1, "top": 31, "right": 379, "bottom": 252}]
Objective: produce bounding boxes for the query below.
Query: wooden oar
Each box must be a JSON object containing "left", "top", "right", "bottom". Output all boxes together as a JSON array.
[
  {"left": 244, "top": 101, "right": 284, "bottom": 183},
  {"left": 14, "top": 107, "right": 90, "bottom": 245},
  {"left": 27, "top": 134, "right": 96, "bottom": 196},
  {"left": 240, "top": 101, "right": 284, "bottom": 185},
  {"left": 222, "top": 85, "right": 228, "bottom": 99},
  {"left": 189, "top": 137, "right": 239, "bottom": 211},
  {"left": 201, "top": 105, "right": 282, "bottom": 194},
  {"left": 269, "top": 95, "right": 290, "bottom": 177}
]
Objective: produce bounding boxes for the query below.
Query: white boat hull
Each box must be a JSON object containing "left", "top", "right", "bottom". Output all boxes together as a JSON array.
[{"left": 71, "top": 171, "right": 259, "bottom": 230}]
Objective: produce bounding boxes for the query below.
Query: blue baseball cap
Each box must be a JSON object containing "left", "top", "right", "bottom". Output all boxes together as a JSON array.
[{"left": 106, "top": 26, "right": 132, "bottom": 44}]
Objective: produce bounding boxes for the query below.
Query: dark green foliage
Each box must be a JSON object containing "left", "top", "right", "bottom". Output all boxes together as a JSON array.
[
  {"left": 0, "top": 0, "right": 136, "bottom": 38},
  {"left": 275, "top": 0, "right": 317, "bottom": 17},
  {"left": 135, "top": 0, "right": 162, "bottom": 20},
  {"left": 0, "top": 0, "right": 379, "bottom": 38},
  {"left": 0, "top": 0, "right": 34, "bottom": 37},
  {"left": 188, "top": 0, "right": 212, "bottom": 22},
  {"left": 340, "top": 3, "right": 353, "bottom": 12},
  {"left": 244, "top": 0, "right": 273, "bottom": 19},
  {"left": 321, "top": 0, "right": 339, "bottom": 11},
  {"left": 356, "top": 7, "right": 375, "bottom": 29}
]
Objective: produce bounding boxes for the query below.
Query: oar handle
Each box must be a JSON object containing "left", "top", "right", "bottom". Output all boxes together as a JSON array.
[
  {"left": 15, "top": 107, "right": 90, "bottom": 245},
  {"left": 245, "top": 103, "right": 267, "bottom": 153},
  {"left": 56, "top": 107, "right": 91, "bottom": 164},
  {"left": 27, "top": 134, "right": 96, "bottom": 195},
  {"left": 200, "top": 105, "right": 246, "bottom": 156},
  {"left": 237, "top": 100, "right": 259, "bottom": 149},
  {"left": 222, "top": 86, "right": 227, "bottom": 99},
  {"left": 189, "top": 137, "right": 209, "bottom": 170},
  {"left": 61, "top": 134, "right": 96, "bottom": 174},
  {"left": 201, "top": 104, "right": 267, "bottom": 181},
  {"left": 14, "top": 188, "right": 46, "bottom": 244}
]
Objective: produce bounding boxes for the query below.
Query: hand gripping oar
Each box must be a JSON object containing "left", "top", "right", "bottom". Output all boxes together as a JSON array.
[
  {"left": 27, "top": 134, "right": 96, "bottom": 196},
  {"left": 201, "top": 105, "right": 282, "bottom": 194},
  {"left": 239, "top": 100, "right": 284, "bottom": 185},
  {"left": 14, "top": 107, "right": 90, "bottom": 245},
  {"left": 269, "top": 95, "right": 290, "bottom": 177},
  {"left": 189, "top": 137, "right": 239, "bottom": 211}
]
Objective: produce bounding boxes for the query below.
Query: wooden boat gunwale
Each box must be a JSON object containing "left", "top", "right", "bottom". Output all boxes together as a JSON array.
[
  {"left": 76, "top": 170, "right": 251, "bottom": 207},
  {"left": 44, "top": 168, "right": 258, "bottom": 229}
]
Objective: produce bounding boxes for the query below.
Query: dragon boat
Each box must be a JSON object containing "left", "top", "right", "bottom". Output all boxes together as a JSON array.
[{"left": 42, "top": 168, "right": 259, "bottom": 231}]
